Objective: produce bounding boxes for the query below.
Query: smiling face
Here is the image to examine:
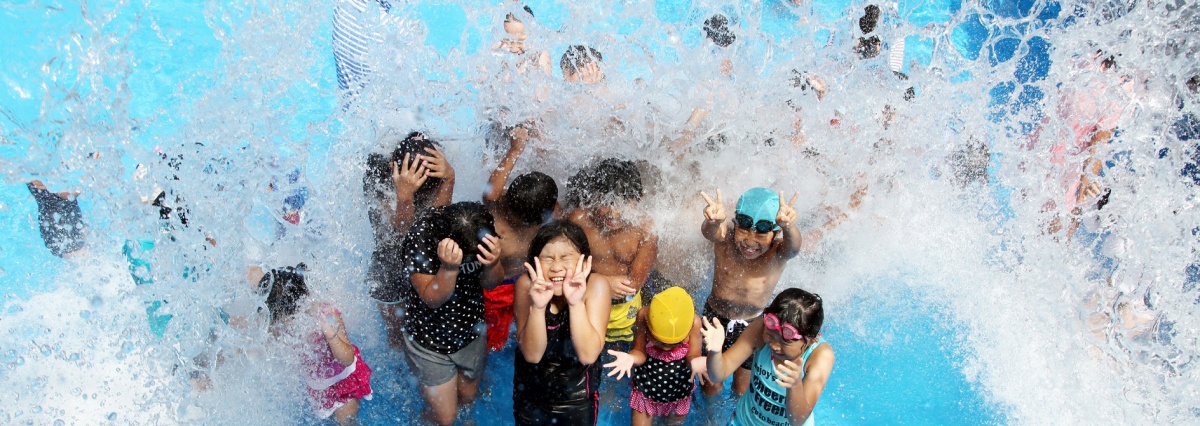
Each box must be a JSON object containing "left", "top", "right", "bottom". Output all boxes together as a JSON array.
[
  {"left": 732, "top": 225, "right": 776, "bottom": 260},
  {"left": 502, "top": 19, "right": 527, "bottom": 54},
  {"left": 536, "top": 236, "right": 582, "bottom": 296}
]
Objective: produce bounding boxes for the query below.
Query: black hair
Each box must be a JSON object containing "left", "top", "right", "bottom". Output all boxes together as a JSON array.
[
  {"left": 506, "top": 172, "right": 558, "bottom": 226},
  {"left": 363, "top": 132, "right": 444, "bottom": 210},
  {"left": 439, "top": 201, "right": 495, "bottom": 259},
  {"left": 704, "top": 14, "right": 736, "bottom": 48},
  {"left": 526, "top": 220, "right": 591, "bottom": 266},
  {"left": 855, "top": 36, "right": 881, "bottom": 59},
  {"left": 565, "top": 158, "right": 643, "bottom": 208},
  {"left": 260, "top": 263, "right": 309, "bottom": 324},
  {"left": 560, "top": 45, "right": 603, "bottom": 77},
  {"left": 763, "top": 288, "right": 823, "bottom": 338},
  {"left": 859, "top": 5, "right": 880, "bottom": 34}
]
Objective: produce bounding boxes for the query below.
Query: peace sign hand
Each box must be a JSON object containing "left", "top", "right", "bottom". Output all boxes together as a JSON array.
[
  {"left": 524, "top": 258, "right": 553, "bottom": 309},
  {"left": 776, "top": 191, "right": 799, "bottom": 228},
  {"left": 700, "top": 189, "right": 726, "bottom": 222},
  {"left": 563, "top": 255, "right": 592, "bottom": 306}
]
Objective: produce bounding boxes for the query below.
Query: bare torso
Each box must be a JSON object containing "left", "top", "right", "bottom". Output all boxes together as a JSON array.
[
  {"left": 707, "top": 235, "right": 788, "bottom": 320},
  {"left": 570, "top": 209, "right": 644, "bottom": 280}
]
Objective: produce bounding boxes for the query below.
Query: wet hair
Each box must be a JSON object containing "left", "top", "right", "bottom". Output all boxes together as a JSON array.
[
  {"left": 859, "top": 5, "right": 880, "bottom": 34},
  {"left": 704, "top": 14, "right": 736, "bottom": 48},
  {"left": 763, "top": 288, "right": 823, "bottom": 338},
  {"left": 560, "top": 45, "right": 603, "bottom": 77},
  {"left": 506, "top": 172, "right": 558, "bottom": 226},
  {"left": 363, "top": 132, "right": 444, "bottom": 210},
  {"left": 855, "top": 36, "right": 881, "bottom": 59},
  {"left": 1187, "top": 75, "right": 1199, "bottom": 94},
  {"left": 526, "top": 220, "right": 591, "bottom": 265},
  {"left": 439, "top": 201, "right": 495, "bottom": 259},
  {"left": 565, "top": 158, "right": 643, "bottom": 208},
  {"left": 260, "top": 263, "right": 309, "bottom": 324}
]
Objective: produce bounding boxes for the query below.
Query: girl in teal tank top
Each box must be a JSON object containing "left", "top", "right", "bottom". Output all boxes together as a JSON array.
[{"left": 702, "top": 288, "right": 834, "bottom": 426}]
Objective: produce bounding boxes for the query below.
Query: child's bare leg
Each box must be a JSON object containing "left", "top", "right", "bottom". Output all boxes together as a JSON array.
[
  {"left": 419, "top": 379, "right": 459, "bottom": 426},
  {"left": 456, "top": 371, "right": 482, "bottom": 406},
  {"left": 732, "top": 368, "right": 751, "bottom": 396},
  {"left": 332, "top": 398, "right": 360, "bottom": 426},
  {"left": 376, "top": 303, "right": 404, "bottom": 350},
  {"left": 702, "top": 377, "right": 724, "bottom": 396},
  {"left": 631, "top": 409, "right": 652, "bottom": 426},
  {"left": 666, "top": 414, "right": 686, "bottom": 426}
]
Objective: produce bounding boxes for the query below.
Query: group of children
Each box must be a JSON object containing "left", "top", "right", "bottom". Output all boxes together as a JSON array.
[{"left": 352, "top": 123, "right": 854, "bottom": 426}]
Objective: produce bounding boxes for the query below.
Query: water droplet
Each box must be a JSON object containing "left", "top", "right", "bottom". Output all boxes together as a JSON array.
[
  {"left": 39, "top": 345, "right": 51, "bottom": 357},
  {"left": 71, "top": 387, "right": 82, "bottom": 396},
  {"left": 54, "top": 420, "right": 65, "bottom": 426},
  {"left": 79, "top": 310, "right": 92, "bottom": 319},
  {"left": 121, "top": 341, "right": 134, "bottom": 354},
  {"left": 106, "top": 413, "right": 117, "bottom": 421},
  {"left": 31, "top": 406, "right": 42, "bottom": 414},
  {"left": 90, "top": 296, "right": 103, "bottom": 308}
]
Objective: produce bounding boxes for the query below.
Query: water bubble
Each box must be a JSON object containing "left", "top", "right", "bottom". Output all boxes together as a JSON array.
[
  {"left": 121, "top": 341, "right": 134, "bottom": 354},
  {"left": 31, "top": 406, "right": 42, "bottom": 414},
  {"left": 70, "top": 387, "right": 82, "bottom": 396},
  {"left": 107, "top": 413, "right": 117, "bottom": 421},
  {"left": 54, "top": 420, "right": 64, "bottom": 426},
  {"left": 79, "top": 310, "right": 92, "bottom": 320},
  {"left": 90, "top": 296, "right": 104, "bottom": 308},
  {"left": 39, "top": 345, "right": 52, "bottom": 357}
]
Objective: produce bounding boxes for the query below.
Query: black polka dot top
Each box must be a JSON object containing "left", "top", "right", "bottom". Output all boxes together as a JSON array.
[{"left": 401, "top": 211, "right": 487, "bottom": 355}]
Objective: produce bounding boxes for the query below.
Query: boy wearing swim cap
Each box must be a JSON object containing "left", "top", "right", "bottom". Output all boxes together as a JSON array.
[
  {"left": 604, "top": 286, "right": 704, "bottom": 426},
  {"left": 697, "top": 186, "right": 857, "bottom": 396}
]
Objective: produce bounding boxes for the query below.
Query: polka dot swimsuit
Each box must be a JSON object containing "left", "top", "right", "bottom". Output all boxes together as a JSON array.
[
  {"left": 632, "top": 339, "right": 694, "bottom": 403},
  {"left": 401, "top": 212, "right": 486, "bottom": 355}
]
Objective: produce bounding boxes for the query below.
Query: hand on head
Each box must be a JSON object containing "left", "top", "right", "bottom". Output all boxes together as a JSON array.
[
  {"left": 392, "top": 153, "right": 430, "bottom": 198},
  {"left": 700, "top": 189, "right": 726, "bottom": 222},
  {"left": 420, "top": 147, "right": 454, "bottom": 180},
  {"left": 437, "top": 238, "right": 464, "bottom": 268},
  {"left": 476, "top": 234, "right": 502, "bottom": 266}
]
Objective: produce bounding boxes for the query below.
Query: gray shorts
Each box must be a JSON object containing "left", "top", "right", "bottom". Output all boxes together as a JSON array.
[{"left": 402, "top": 333, "right": 488, "bottom": 387}]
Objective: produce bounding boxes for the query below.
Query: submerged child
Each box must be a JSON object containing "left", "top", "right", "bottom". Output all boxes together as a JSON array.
[
  {"left": 703, "top": 288, "right": 834, "bottom": 426},
  {"left": 261, "top": 265, "right": 373, "bottom": 425},
  {"left": 396, "top": 202, "right": 502, "bottom": 426},
  {"left": 513, "top": 221, "right": 612, "bottom": 425},
  {"left": 604, "top": 286, "right": 705, "bottom": 426},
  {"left": 482, "top": 124, "right": 558, "bottom": 351}
]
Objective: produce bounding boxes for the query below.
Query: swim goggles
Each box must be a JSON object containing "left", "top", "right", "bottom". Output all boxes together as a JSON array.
[
  {"left": 734, "top": 213, "right": 777, "bottom": 233},
  {"left": 763, "top": 313, "right": 807, "bottom": 343}
]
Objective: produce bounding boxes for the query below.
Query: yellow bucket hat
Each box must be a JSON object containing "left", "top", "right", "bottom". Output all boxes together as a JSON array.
[{"left": 647, "top": 287, "right": 694, "bottom": 344}]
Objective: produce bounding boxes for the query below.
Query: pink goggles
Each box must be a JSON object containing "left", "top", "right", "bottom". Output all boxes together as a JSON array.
[{"left": 763, "top": 313, "right": 810, "bottom": 343}]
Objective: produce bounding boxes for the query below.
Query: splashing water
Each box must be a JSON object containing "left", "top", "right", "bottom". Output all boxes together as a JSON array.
[{"left": 2, "top": 0, "right": 1199, "bottom": 424}]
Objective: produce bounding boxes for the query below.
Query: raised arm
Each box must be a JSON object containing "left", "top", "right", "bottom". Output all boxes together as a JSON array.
[
  {"left": 700, "top": 189, "right": 728, "bottom": 243},
  {"left": 797, "top": 184, "right": 867, "bottom": 253},
  {"left": 483, "top": 125, "right": 532, "bottom": 204},
  {"left": 389, "top": 154, "right": 430, "bottom": 232},
  {"left": 410, "top": 238, "right": 463, "bottom": 309},
  {"left": 704, "top": 317, "right": 762, "bottom": 381},
  {"left": 320, "top": 307, "right": 357, "bottom": 367},
  {"left": 422, "top": 146, "right": 455, "bottom": 208},
  {"left": 567, "top": 256, "right": 611, "bottom": 365},
  {"left": 777, "top": 192, "right": 803, "bottom": 260},
  {"left": 627, "top": 230, "right": 658, "bottom": 291},
  {"left": 515, "top": 266, "right": 549, "bottom": 363}
]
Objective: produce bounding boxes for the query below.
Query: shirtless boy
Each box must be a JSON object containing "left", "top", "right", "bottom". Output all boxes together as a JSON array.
[
  {"left": 697, "top": 187, "right": 843, "bottom": 396},
  {"left": 567, "top": 158, "right": 659, "bottom": 347},
  {"left": 481, "top": 124, "right": 559, "bottom": 351}
]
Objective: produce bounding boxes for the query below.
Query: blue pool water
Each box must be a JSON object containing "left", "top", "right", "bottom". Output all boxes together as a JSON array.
[{"left": 4, "top": 0, "right": 1196, "bottom": 424}]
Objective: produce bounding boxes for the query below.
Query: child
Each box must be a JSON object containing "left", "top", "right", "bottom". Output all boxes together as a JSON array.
[
  {"left": 363, "top": 132, "right": 455, "bottom": 349},
  {"left": 482, "top": 124, "right": 558, "bottom": 351},
  {"left": 27, "top": 180, "right": 87, "bottom": 258},
  {"left": 703, "top": 288, "right": 834, "bottom": 426},
  {"left": 261, "top": 265, "right": 373, "bottom": 426},
  {"left": 604, "top": 286, "right": 705, "bottom": 426},
  {"left": 697, "top": 187, "right": 856, "bottom": 396},
  {"left": 561, "top": 45, "right": 604, "bottom": 85},
  {"left": 566, "top": 158, "right": 659, "bottom": 348},
  {"left": 513, "top": 221, "right": 611, "bottom": 425},
  {"left": 396, "top": 202, "right": 502, "bottom": 426}
]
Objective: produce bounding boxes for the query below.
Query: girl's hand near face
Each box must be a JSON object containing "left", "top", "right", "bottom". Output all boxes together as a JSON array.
[
  {"left": 563, "top": 255, "right": 592, "bottom": 306},
  {"left": 524, "top": 258, "right": 553, "bottom": 310}
]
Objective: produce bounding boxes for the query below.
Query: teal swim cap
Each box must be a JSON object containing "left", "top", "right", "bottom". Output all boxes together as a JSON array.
[{"left": 734, "top": 188, "right": 780, "bottom": 231}]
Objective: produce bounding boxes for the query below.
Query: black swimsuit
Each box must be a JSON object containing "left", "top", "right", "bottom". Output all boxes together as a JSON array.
[
  {"left": 27, "top": 183, "right": 86, "bottom": 257},
  {"left": 513, "top": 303, "right": 600, "bottom": 426}
]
